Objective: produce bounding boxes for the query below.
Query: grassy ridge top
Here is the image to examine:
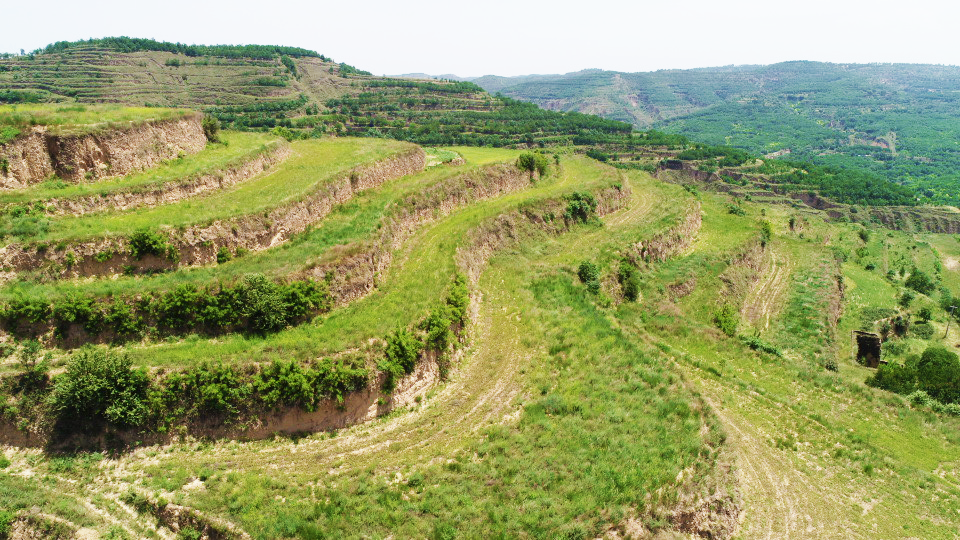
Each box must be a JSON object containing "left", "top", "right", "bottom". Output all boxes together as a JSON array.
[{"left": 0, "top": 103, "right": 193, "bottom": 142}]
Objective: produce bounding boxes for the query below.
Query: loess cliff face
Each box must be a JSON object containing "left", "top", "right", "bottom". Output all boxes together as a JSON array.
[{"left": 0, "top": 113, "right": 206, "bottom": 188}]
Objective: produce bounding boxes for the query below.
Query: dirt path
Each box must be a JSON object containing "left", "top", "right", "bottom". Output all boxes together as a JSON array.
[
  {"left": 698, "top": 386, "right": 856, "bottom": 539},
  {"left": 741, "top": 247, "right": 792, "bottom": 331}
]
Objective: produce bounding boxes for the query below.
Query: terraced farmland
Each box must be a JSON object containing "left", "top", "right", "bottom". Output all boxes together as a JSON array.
[{"left": 0, "top": 96, "right": 960, "bottom": 540}]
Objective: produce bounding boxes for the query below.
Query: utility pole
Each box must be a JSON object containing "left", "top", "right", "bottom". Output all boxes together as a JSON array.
[{"left": 944, "top": 305, "right": 958, "bottom": 339}]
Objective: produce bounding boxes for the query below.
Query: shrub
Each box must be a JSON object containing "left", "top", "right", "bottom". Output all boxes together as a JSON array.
[
  {"left": 713, "top": 304, "right": 739, "bottom": 337},
  {"left": 578, "top": 261, "right": 601, "bottom": 295},
  {"left": 381, "top": 328, "right": 423, "bottom": 392},
  {"left": 918, "top": 307, "right": 933, "bottom": 322},
  {"left": 727, "top": 204, "right": 746, "bottom": 216},
  {"left": 52, "top": 293, "right": 101, "bottom": 334},
  {"left": 128, "top": 228, "right": 174, "bottom": 260},
  {"left": 50, "top": 348, "right": 149, "bottom": 429},
  {"left": 577, "top": 261, "right": 599, "bottom": 284},
  {"left": 0, "top": 511, "right": 13, "bottom": 538},
  {"left": 905, "top": 268, "right": 936, "bottom": 296},
  {"left": 585, "top": 149, "right": 608, "bottom": 162},
  {"left": 866, "top": 361, "right": 917, "bottom": 395},
  {"left": 157, "top": 363, "right": 249, "bottom": 419},
  {"left": 911, "top": 322, "right": 935, "bottom": 339},
  {"left": 385, "top": 328, "right": 422, "bottom": 374},
  {"left": 618, "top": 260, "right": 640, "bottom": 301},
  {"left": 759, "top": 221, "right": 773, "bottom": 247},
  {"left": 446, "top": 273, "right": 469, "bottom": 325},
  {"left": 564, "top": 192, "right": 597, "bottom": 223},
  {"left": 216, "top": 246, "right": 232, "bottom": 264},
  {"left": 255, "top": 359, "right": 314, "bottom": 410},
  {"left": 201, "top": 115, "right": 221, "bottom": 143},
  {"left": 517, "top": 152, "right": 549, "bottom": 177},
  {"left": 916, "top": 345, "right": 960, "bottom": 403},
  {"left": 740, "top": 335, "right": 782, "bottom": 357},
  {"left": 423, "top": 304, "right": 452, "bottom": 352}
]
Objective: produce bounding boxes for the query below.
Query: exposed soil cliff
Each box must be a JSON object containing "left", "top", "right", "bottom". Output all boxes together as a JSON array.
[
  {"left": 305, "top": 162, "right": 538, "bottom": 304},
  {"left": 0, "top": 146, "right": 425, "bottom": 279},
  {"left": 36, "top": 141, "right": 290, "bottom": 216},
  {"left": 0, "top": 114, "right": 207, "bottom": 188},
  {"left": 628, "top": 202, "right": 702, "bottom": 263}
]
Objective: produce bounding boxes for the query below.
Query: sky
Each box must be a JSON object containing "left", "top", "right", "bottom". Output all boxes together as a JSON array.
[{"left": 3, "top": 0, "right": 959, "bottom": 77}]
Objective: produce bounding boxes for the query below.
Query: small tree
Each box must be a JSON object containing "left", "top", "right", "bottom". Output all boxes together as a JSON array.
[
  {"left": 905, "top": 268, "right": 936, "bottom": 296},
  {"left": 202, "top": 115, "right": 221, "bottom": 143},
  {"left": 759, "top": 221, "right": 773, "bottom": 247},
  {"left": 714, "top": 304, "right": 739, "bottom": 337},
  {"left": 917, "top": 345, "right": 960, "bottom": 404},
  {"left": 50, "top": 348, "right": 149, "bottom": 429}
]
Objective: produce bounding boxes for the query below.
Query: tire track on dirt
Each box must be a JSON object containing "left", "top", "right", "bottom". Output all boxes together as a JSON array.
[
  {"left": 742, "top": 248, "right": 793, "bottom": 331},
  {"left": 701, "top": 390, "right": 854, "bottom": 539}
]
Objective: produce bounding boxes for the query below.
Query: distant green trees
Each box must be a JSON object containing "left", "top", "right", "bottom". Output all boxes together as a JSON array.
[{"left": 38, "top": 37, "right": 324, "bottom": 59}]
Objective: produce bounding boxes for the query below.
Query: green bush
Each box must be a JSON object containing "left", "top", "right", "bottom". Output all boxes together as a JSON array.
[
  {"left": 385, "top": 328, "right": 422, "bottom": 374},
  {"left": 517, "top": 152, "right": 549, "bottom": 177},
  {"left": 866, "top": 360, "right": 917, "bottom": 395},
  {"left": 50, "top": 348, "right": 149, "bottom": 429},
  {"left": 911, "top": 322, "right": 935, "bottom": 339},
  {"left": 446, "top": 274, "right": 469, "bottom": 325},
  {"left": 740, "top": 335, "right": 783, "bottom": 357},
  {"left": 618, "top": 260, "right": 640, "bottom": 301},
  {"left": 905, "top": 268, "right": 936, "bottom": 296},
  {"left": 713, "top": 304, "right": 739, "bottom": 337},
  {"left": 917, "top": 345, "right": 960, "bottom": 403},
  {"left": 577, "top": 261, "right": 599, "bottom": 284},
  {"left": 201, "top": 116, "right": 221, "bottom": 143},
  {"left": 216, "top": 246, "right": 232, "bottom": 264},
  {"left": 760, "top": 221, "right": 773, "bottom": 247},
  {"left": 0, "top": 510, "right": 13, "bottom": 538},
  {"left": 128, "top": 228, "right": 175, "bottom": 260},
  {"left": 564, "top": 192, "right": 597, "bottom": 223}
]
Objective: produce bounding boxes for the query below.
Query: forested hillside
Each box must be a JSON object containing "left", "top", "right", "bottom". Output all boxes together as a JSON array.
[{"left": 477, "top": 62, "right": 960, "bottom": 204}]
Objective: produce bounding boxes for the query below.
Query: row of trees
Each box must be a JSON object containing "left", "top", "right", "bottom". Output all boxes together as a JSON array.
[{"left": 38, "top": 37, "right": 324, "bottom": 59}]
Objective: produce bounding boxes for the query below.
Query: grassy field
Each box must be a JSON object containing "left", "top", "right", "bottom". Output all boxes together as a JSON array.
[
  {"left": 6, "top": 137, "right": 411, "bottom": 243},
  {"left": 0, "top": 103, "right": 191, "bottom": 141},
  {"left": 0, "top": 166, "right": 723, "bottom": 538},
  {"left": 0, "top": 131, "right": 279, "bottom": 205},
  {"left": 115, "top": 153, "right": 619, "bottom": 369},
  {"left": 1, "top": 140, "right": 960, "bottom": 538}
]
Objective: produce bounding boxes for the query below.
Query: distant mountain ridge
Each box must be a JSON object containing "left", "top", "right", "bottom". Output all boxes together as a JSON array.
[{"left": 465, "top": 61, "right": 960, "bottom": 204}]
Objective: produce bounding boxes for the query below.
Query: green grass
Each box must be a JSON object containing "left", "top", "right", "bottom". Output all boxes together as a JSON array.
[
  {"left": 12, "top": 137, "right": 412, "bottom": 243},
  {"left": 0, "top": 103, "right": 191, "bottom": 137},
  {"left": 113, "top": 154, "right": 617, "bottom": 369},
  {"left": 0, "top": 149, "right": 521, "bottom": 303},
  {"left": 0, "top": 131, "right": 279, "bottom": 205},
  {"left": 4, "top": 167, "right": 712, "bottom": 538}
]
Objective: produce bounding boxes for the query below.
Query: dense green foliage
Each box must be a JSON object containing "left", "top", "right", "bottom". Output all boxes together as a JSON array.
[
  {"left": 516, "top": 151, "right": 549, "bottom": 176},
  {"left": 483, "top": 61, "right": 960, "bottom": 204},
  {"left": 37, "top": 37, "right": 324, "bottom": 59},
  {"left": 867, "top": 345, "right": 960, "bottom": 405},
  {"left": 50, "top": 348, "right": 149, "bottom": 429},
  {"left": 0, "top": 274, "right": 332, "bottom": 343}
]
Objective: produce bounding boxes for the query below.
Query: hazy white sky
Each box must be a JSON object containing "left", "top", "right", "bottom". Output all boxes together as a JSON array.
[{"left": 4, "top": 0, "right": 959, "bottom": 77}]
